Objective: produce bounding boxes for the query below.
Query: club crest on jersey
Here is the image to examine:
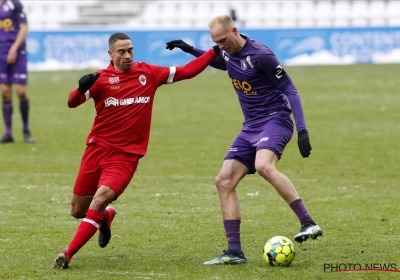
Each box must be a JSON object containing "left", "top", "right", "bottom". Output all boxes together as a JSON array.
[
  {"left": 109, "top": 76, "right": 120, "bottom": 84},
  {"left": 104, "top": 97, "right": 119, "bottom": 107},
  {"left": 139, "top": 75, "right": 146, "bottom": 85},
  {"left": 240, "top": 60, "right": 247, "bottom": 70},
  {"left": 274, "top": 65, "right": 285, "bottom": 79},
  {"left": 246, "top": 56, "right": 254, "bottom": 68}
]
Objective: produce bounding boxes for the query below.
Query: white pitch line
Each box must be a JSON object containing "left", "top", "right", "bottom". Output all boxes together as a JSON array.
[{"left": 0, "top": 171, "right": 382, "bottom": 183}]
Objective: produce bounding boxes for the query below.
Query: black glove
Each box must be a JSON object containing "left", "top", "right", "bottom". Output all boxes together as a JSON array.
[
  {"left": 297, "top": 129, "right": 312, "bottom": 158},
  {"left": 78, "top": 73, "right": 100, "bottom": 93},
  {"left": 165, "top": 39, "right": 193, "bottom": 53},
  {"left": 212, "top": 45, "right": 220, "bottom": 56}
]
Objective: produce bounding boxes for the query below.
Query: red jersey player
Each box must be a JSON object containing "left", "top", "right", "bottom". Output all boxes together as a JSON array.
[{"left": 51, "top": 32, "right": 219, "bottom": 269}]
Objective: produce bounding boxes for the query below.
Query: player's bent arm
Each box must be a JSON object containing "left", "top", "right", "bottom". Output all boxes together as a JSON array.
[
  {"left": 281, "top": 82, "right": 306, "bottom": 132},
  {"left": 10, "top": 23, "right": 28, "bottom": 52},
  {"left": 68, "top": 89, "right": 90, "bottom": 108},
  {"left": 170, "top": 48, "right": 218, "bottom": 83}
]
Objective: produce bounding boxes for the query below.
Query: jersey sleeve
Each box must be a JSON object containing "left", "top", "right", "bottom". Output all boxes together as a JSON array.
[
  {"left": 68, "top": 72, "right": 99, "bottom": 108},
  {"left": 67, "top": 88, "right": 91, "bottom": 108},
  {"left": 257, "top": 53, "right": 292, "bottom": 89},
  {"left": 257, "top": 54, "right": 307, "bottom": 132},
  {"left": 280, "top": 83, "right": 307, "bottom": 132},
  {"left": 152, "top": 48, "right": 218, "bottom": 85},
  {"left": 192, "top": 47, "right": 227, "bottom": 70},
  {"left": 12, "top": 0, "right": 28, "bottom": 25}
]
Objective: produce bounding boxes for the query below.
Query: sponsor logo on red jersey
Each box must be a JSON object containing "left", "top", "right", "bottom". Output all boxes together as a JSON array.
[
  {"left": 104, "top": 96, "right": 151, "bottom": 107},
  {"left": 104, "top": 97, "right": 119, "bottom": 107},
  {"left": 109, "top": 76, "right": 120, "bottom": 84}
]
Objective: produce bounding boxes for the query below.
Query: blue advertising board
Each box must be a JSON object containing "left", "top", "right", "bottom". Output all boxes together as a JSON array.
[{"left": 26, "top": 27, "right": 400, "bottom": 70}]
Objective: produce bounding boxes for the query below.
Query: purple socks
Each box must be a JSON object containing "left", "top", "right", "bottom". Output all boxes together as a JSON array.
[
  {"left": 2, "top": 100, "right": 13, "bottom": 135},
  {"left": 289, "top": 198, "right": 315, "bottom": 225},
  {"left": 19, "top": 100, "right": 30, "bottom": 132},
  {"left": 223, "top": 220, "right": 242, "bottom": 254},
  {"left": 2, "top": 100, "right": 30, "bottom": 135}
]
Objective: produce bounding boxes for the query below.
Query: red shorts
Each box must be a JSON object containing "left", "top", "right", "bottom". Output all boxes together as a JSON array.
[{"left": 73, "top": 144, "right": 139, "bottom": 198}]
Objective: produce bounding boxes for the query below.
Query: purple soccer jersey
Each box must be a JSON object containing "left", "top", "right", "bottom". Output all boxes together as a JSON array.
[
  {"left": 193, "top": 35, "right": 306, "bottom": 131},
  {"left": 0, "top": 0, "right": 28, "bottom": 84},
  {"left": 192, "top": 35, "right": 308, "bottom": 172}
]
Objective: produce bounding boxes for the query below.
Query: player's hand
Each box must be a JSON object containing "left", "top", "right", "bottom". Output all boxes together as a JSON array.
[
  {"left": 165, "top": 39, "right": 193, "bottom": 53},
  {"left": 297, "top": 129, "right": 312, "bottom": 158},
  {"left": 78, "top": 73, "right": 100, "bottom": 93},
  {"left": 6, "top": 48, "right": 17, "bottom": 64},
  {"left": 212, "top": 45, "right": 220, "bottom": 55}
]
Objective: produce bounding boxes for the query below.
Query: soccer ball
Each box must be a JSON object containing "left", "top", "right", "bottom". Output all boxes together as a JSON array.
[{"left": 263, "top": 236, "right": 295, "bottom": 267}]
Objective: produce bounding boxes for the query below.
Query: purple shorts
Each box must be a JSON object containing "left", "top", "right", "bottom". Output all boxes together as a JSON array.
[
  {"left": 0, "top": 48, "right": 28, "bottom": 84},
  {"left": 224, "top": 112, "right": 294, "bottom": 174}
]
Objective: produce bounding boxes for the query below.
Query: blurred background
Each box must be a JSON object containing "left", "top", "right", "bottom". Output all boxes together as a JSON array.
[{"left": 23, "top": 0, "right": 400, "bottom": 70}]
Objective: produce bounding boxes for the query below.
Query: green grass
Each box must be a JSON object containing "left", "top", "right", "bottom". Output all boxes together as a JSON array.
[{"left": 0, "top": 64, "right": 400, "bottom": 279}]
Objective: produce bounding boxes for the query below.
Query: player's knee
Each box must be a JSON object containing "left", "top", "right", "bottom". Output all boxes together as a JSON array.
[
  {"left": 215, "top": 174, "right": 233, "bottom": 192},
  {"left": 215, "top": 174, "right": 224, "bottom": 188},
  {"left": 70, "top": 208, "right": 86, "bottom": 219},
  {"left": 255, "top": 163, "right": 275, "bottom": 180},
  {"left": 0, "top": 88, "right": 12, "bottom": 100},
  {"left": 16, "top": 91, "right": 28, "bottom": 101}
]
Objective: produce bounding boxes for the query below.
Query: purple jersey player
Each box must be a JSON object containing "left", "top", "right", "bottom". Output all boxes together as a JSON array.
[
  {"left": 166, "top": 15, "right": 322, "bottom": 265},
  {"left": 0, "top": 0, "right": 33, "bottom": 143}
]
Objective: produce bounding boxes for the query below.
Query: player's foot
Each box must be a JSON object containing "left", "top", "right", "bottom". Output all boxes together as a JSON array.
[
  {"left": 98, "top": 206, "right": 116, "bottom": 248},
  {"left": 51, "top": 252, "right": 69, "bottom": 269},
  {"left": 0, "top": 134, "right": 14, "bottom": 143},
  {"left": 294, "top": 223, "right": 323, "bottom": 243},
  {"left": 23, "top": 131, "right": 34, "bottom": 143},
  {"left": 203, "top": 250, "right": 247, "bottom": 265}
]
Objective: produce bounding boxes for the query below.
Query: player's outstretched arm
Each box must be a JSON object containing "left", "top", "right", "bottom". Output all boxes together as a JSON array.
[
  {"left": 68, "top": 73, "right": 100, "bottom": 108},
  {"left": 171, "top": 46, "right": 219, "bottom": 82},
  {"left": 165, "top": 40, "right": 194, "bottom": 53},
  {"left": 166, "top": 39, "right": 226, "bottom": 70}
]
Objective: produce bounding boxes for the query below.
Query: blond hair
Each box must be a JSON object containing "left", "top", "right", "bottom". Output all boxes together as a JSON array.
[{"left": 208, "top": 15, "right": 234, "bottom": 30}]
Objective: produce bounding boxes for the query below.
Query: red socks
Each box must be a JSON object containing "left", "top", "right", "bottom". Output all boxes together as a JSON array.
[{"left": 64, "top": 209, "right": 104, "bottom": 261}]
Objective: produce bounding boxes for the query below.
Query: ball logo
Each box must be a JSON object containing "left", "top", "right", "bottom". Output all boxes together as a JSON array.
[{"left": 139, "top": 75, "right": 146, "bottom": 85}]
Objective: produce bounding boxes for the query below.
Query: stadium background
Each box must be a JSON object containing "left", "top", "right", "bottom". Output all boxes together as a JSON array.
[{"left": 23, "top": 0, "right": 400, "bottom": 70}]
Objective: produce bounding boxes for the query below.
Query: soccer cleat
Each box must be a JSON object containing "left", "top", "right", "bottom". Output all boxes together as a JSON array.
[
  {"left": 0, "top": 134, "right": 14, "bottom": 143},
  {"left": 98, "top": 206, "right": 116, "bottom": 248},
  {"left": 23, "top": 131, "right": 34, "bottom": 143},
  {"left": 294, "top": 224, "right": 323, "bottom": 243},
  {"left": 51, "top": 253, "right": 69, "bottom": 269},
  {"left": 203, "top": 250, "right": 247, "bottom": 265}
]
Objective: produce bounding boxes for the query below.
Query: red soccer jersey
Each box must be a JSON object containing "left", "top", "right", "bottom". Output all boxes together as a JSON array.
[{"left": 68, "top": 48, "right": 217, "bottom": 156}]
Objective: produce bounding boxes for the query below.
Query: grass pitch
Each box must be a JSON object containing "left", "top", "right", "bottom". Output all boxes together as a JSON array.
[{"left": 0, "top": 64, "right": 399, "bottom": 279}]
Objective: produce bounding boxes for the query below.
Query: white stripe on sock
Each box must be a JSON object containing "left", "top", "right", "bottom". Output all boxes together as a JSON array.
[{"left": 83, "top": 218, "right": 100, "bottom": 229}]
